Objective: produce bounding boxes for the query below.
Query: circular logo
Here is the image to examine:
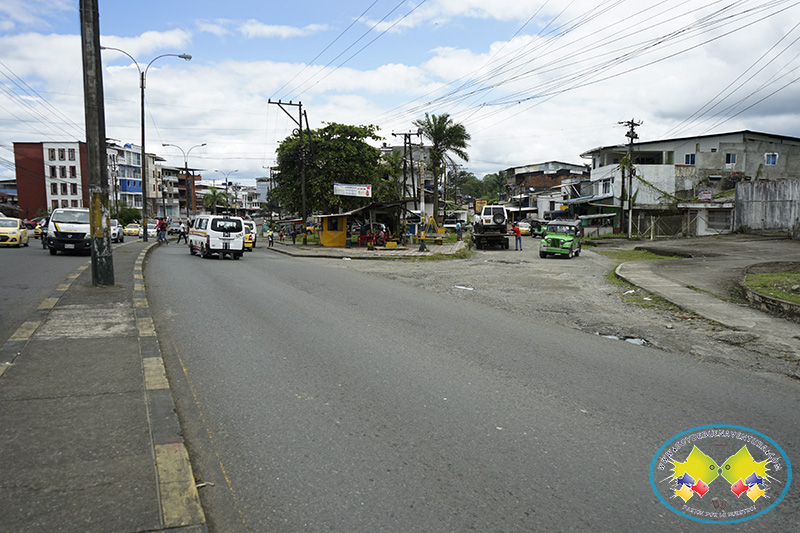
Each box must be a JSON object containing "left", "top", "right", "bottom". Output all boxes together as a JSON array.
[{"left": 650, "top": 425, "right": 791, "bottom": 524}]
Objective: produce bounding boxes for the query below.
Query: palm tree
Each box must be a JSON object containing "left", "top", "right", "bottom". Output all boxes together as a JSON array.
[
  {"left": 412, "top": 113, "right": 470, "bottom": 221},
  {"left": 203, "top": 187, "right": 228, "bottom": 215}
]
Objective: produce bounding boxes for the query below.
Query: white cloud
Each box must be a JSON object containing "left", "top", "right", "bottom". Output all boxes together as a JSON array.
[
  {"left": 100, "top": 29, "right": 193, "bottom": 60},
  {"left": 239, "top": 20, "right": 328, "bottom": 39},
  {"left": 0, "top": 0, "right": 71, "bottom": 31}
]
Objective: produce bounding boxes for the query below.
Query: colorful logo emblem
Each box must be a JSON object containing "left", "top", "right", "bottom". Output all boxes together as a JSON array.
[{"left": 650, "top": 425, "right": 791, "bottom": 524}]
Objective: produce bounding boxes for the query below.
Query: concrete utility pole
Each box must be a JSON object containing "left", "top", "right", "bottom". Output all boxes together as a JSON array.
[
  {"left": 268, "top": 99, "right": 311, "bottom": 244},
  {"left": 79, "top": 0, "right": 114, "bottom": 285},
  {"left": 618, "top": 118, "right": 642, "bottom": 238}
]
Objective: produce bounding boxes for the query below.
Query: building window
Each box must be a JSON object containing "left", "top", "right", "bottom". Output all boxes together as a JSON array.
[
  {"left": 71, "top": 200, "right": 79, "bottom": 207},
  {"left": 48, "top": 148, "right": 56, "bottom": 160},
  {"left": 602, "top": 179, "right": 611, "bottom": 195},
  {"left": 70, "top": 183, "right": 78, "bottom": 195},
  {"left": 68, "top": 148, "right": 75, "bottom": 161},
  {"left": 725, "top": 153, "right": 737, "bottom": 168},
  {"left": 51, "top": 183, "right": 58, "bottom": 195},
  {"left": 58, "top": 148, "right": 66, "bottom": 160},
  {"left": 61, "top": 183, "right": 68, "bottom": 195},
  {"left": 52, "top": 200, "right": 59, "bottom": 210},
  {"left": 50, "top": 166, "right": 57, "bottom": 178},
  {"left": 59, "top": 166, "right": 66, "bottom": 178},
  {"left": 70, "top": 166, "right": 77, "bottom": 178},
  {"left": 684, "top": 154, "right": 695, "bottom": 165},
  {"left": 61, "top": 200, "right": 69, "bottom": 207},
  {"left": 765, "top": 153, "right": 778, "bottom": 165}
]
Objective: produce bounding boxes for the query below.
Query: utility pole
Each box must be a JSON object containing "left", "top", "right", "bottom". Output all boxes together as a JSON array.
[
  {"left": 268, "top": 99, "right": 310, "bottom": 244},
  {"left": 618, "top": 119, "right": 642, "bottom": 238},
  {"left": 79, "top": 0, "right": 114, "bottom": 285}
]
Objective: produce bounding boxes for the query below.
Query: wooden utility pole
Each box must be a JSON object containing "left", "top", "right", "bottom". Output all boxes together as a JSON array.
[
  {"left": 269, "top": 99, "right": 310, "bottom": 244},
  {"left": 79, "top": 0, "right": 114, "bottom": 285},
  {"left": 618, "top": 118, "right": 642, "bottom": 238}
]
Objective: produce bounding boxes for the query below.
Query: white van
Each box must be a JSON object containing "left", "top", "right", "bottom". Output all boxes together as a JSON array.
[
  {"left": 47, "top": 207, "right": 91, "bottom": 255},
  {"left": 188, "top": 214, "right": 245, "bottom": 260}
]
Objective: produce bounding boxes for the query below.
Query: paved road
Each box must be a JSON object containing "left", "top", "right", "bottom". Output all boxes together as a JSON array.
[{"left": 146, "top": 243, "right": 800, "bottom": 532}]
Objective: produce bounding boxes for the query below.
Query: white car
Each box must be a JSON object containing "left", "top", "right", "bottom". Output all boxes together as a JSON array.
[
  {"left": 138, "top": 223, "right": 157, "bottom": 238},
  {"left": 109, "top": 219, "right": 124, "bottom": 243}
]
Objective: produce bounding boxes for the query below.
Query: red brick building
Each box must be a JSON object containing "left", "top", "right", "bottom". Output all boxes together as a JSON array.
[{"left": 13, "top": 141, "right": 89, "bottom": 219}]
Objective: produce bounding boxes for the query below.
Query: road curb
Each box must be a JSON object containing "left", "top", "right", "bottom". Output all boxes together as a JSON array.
[{"left": 137, "top": 243, "right": 208, "bottom": 531}]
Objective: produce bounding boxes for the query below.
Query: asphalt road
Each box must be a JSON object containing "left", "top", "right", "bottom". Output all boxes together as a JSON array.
[
  {"left": 0, "top": 240, "right": 96, "bottom": 345},
  {"left": 146, "top": 243, "right": 800, "bottom": 532}
]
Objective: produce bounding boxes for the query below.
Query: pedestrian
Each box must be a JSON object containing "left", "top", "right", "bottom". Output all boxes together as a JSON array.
[
  {"left": 279, "top": 227, "right": 285, "bottom": 242},
  {"left": 267, "top": 228, "right": 274, "bottom": 247},
  {"left": 290, "top": 226, "right": 297, "bottom": 245},
  {"left": 176, "top": 222, "right": 188, "bottom": 244},
  {"left": 456, "top": 221, "right": 462, "bottom": 241},
  {"left": 512, "top": 222, "right": 522, "bottom": 251}
]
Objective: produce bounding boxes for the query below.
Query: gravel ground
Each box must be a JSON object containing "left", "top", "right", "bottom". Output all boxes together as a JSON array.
[{"left": 322, "top": 242, "right": 800, "bottom": 382}]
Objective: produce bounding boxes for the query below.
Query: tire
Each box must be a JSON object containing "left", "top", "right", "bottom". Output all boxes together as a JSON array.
[
  {"left": 49, "top": 247, "right": 57, "bottom": 255},
  {"left": 200, "top": 243, "right": 208, "bottom": 258},
  {"left": 539, "top": 251, "right": 547, "bottom": 258},
  {"left": 189, "top": 243, "right": 195, "bottom": 255},
  {"left": 568, "top": 249, "right": 574, "bottom": 259},
  {"left": 575, "top": 247, "right": 581, "bottom": 257},
  {"left": 492, "top": 212, "right": 505, "bottom": 225},
  {"left": 234, "top": 253, "right": 241, "bottom": 260}
]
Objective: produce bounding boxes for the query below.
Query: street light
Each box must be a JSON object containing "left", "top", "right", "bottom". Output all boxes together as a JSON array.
[
  {"left": 100, "top": 46, "right": 191, "bottom": 241},
  {"left": 215, "top": 169, "right": 238, "bottom": 215},
  {"left": 162, "top": 143, "right": 206, "bottom": 218}
]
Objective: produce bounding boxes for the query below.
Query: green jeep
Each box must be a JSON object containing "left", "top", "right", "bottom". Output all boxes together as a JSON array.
[{"left": 539, "top": 221, "right": 581, "bottom": 258}]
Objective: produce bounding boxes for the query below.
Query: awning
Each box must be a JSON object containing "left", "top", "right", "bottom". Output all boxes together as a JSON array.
[
  {"left": 578, "top": 213, "right": 616, "bottom": 220},
  {"left": 563, "top": 193, "right": 613, "bottom": 205}
]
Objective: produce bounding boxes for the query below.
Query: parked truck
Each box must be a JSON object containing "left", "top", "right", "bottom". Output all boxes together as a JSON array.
[{"left": 472, "top": 204, "right": 510, "bottom": 249}]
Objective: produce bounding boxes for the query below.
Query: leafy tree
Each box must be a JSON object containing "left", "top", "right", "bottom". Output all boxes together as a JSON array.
[
  {"left": 482, "top": 172, "right": 508, "bottom": 199},
  {"left": 203, "top": 187, "right": 228, "bottom": 214},
  {"left": 459, "top": 172, "right": 486, "bottom": 200},
  {"left": 412, "top": 113, "right": 470, "bottom": 220},
  {"left": 111, "top": 202, "right": 141, "bottom": 225},
  {"left": 274, "top": 123, "right": 388, "bottom": 215}
]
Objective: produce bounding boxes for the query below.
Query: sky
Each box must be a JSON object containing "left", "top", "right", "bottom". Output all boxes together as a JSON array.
[{"left": 2, "top": 0, "right": 800, "bottom": 187}]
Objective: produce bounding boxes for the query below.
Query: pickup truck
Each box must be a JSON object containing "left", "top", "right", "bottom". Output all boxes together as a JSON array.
[{"left": 472, "top": 205, "right": 510, "bottom": 249}]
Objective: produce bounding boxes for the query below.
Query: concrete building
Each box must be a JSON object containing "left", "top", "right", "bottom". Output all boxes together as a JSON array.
[
  {"left": 502, "top": 161, "right": 591, "bottom": 220},
  {"left": 580, "top": 130, "right": 800, "bottom": 235}
]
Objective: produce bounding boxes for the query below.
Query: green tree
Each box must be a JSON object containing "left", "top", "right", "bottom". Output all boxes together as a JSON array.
[
  {"left": 412, "top": 113, "right": 470, "bottom": 220},
  {"left": 482, "top": 172, "right": 507, "bottom": 200},
  {"left": 203, "top": 187, "right": 228, "bottom": 214},
  {"left": 274, "top": 122, "right": 387, "bottom": 214},
  {"left": 459, "top": 172, "right": 485, "bottom": 200}
]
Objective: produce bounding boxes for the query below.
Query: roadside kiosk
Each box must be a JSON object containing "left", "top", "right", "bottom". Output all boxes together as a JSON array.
[{"left": 317, "top": 213, "right": 348, "bottom": 247}]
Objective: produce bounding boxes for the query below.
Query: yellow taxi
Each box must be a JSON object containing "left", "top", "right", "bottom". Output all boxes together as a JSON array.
[
  {"left": 243, "top": 220, "right": 256, "bottom": 251},
  {"left": 518, "top": 221, "right": 531, "bottom": 236},
  {"left": 124, "top": 223, "right": 141, "bottom": 236},
  {"left": 0, "top": 217, "right": 30, "bottom": 247},
  {"left": 34, "top": 220, "right": 47, "bottom": 239}
]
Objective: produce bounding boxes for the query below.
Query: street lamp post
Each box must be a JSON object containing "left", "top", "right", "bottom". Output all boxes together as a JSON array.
[
  {"left": 215, "top": 169, "right": 238, "bottom": 215},
  {"left": 100, "top": 46, "right": 191, "bottom": 241},
  {"left": 163, "top": 142, "right": 206, "bottom": 219}
]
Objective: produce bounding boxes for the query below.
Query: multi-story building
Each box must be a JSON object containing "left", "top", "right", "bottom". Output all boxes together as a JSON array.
[
  {"left": 580, "top": 130, "right": 800, "bottom": 235},
  {"left": 13, "top": 141, "right": 88, "bottom": 219},
  {"left": 107, "top": 142, "right": 142, "bottom": 211},
  {"left": 502, "top": 161, "right": 590, "bottom": 220}
]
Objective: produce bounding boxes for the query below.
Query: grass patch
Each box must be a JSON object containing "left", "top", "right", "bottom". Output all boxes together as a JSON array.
[
  {"left": 744, "top": 272, "right": 800, "bottom": 304},
  {"left": 602, "top": 249, "right": 692, "bottom": 313}
]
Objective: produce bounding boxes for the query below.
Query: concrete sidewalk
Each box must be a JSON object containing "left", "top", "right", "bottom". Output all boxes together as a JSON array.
[
  {"left": 615, "top": 237, "right": 800, "bottom": 361},
  {"left": 0, "top": 240, "right": 205, "bottom": 533}
]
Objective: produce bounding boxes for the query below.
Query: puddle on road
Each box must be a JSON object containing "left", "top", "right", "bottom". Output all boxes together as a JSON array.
[{"left": 596, "top": 333, "right": 649, "bottom": 346}]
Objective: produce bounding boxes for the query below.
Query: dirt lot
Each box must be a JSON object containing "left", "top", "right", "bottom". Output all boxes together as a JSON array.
[{"left": 328, "top": 241, "right": 800, "bottom": 382}]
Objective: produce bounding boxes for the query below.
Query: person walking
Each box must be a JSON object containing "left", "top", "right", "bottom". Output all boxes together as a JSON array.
[
  {"left": 267, "top": 228, "right": 274, "bottom": 248},
  {"left": 456, "top": 221, "right": 463, "bottom": 241},
  {"left": 512, "top": 222, "right": 522, "bottom": 251},
  {"left": 290, "top": 226, "right": 297, "bottom": 245},
  {"left": 176, "top": 222, "right": 188, "bottom": 244}
]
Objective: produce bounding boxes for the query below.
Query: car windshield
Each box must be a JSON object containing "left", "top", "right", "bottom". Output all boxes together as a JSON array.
[
  {"left": 0, "top": 219, "right": 18, "bottom": 228},
  {"left": 110, "top": 219, "right": 119, "bottom": 226},
  {"left": 51, "top": 210, "right": 90, "bottom": 224},
  {"left": 547, "top": 225, "right": 575, "bottom": 234},
  {"left": 211, "top": 218, "right": 243, "bottom": 232}
]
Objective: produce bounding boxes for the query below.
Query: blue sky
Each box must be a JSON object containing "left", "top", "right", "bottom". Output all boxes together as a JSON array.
[{"left": 2, "top": 1, "right": 800, "bottom": 185}]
